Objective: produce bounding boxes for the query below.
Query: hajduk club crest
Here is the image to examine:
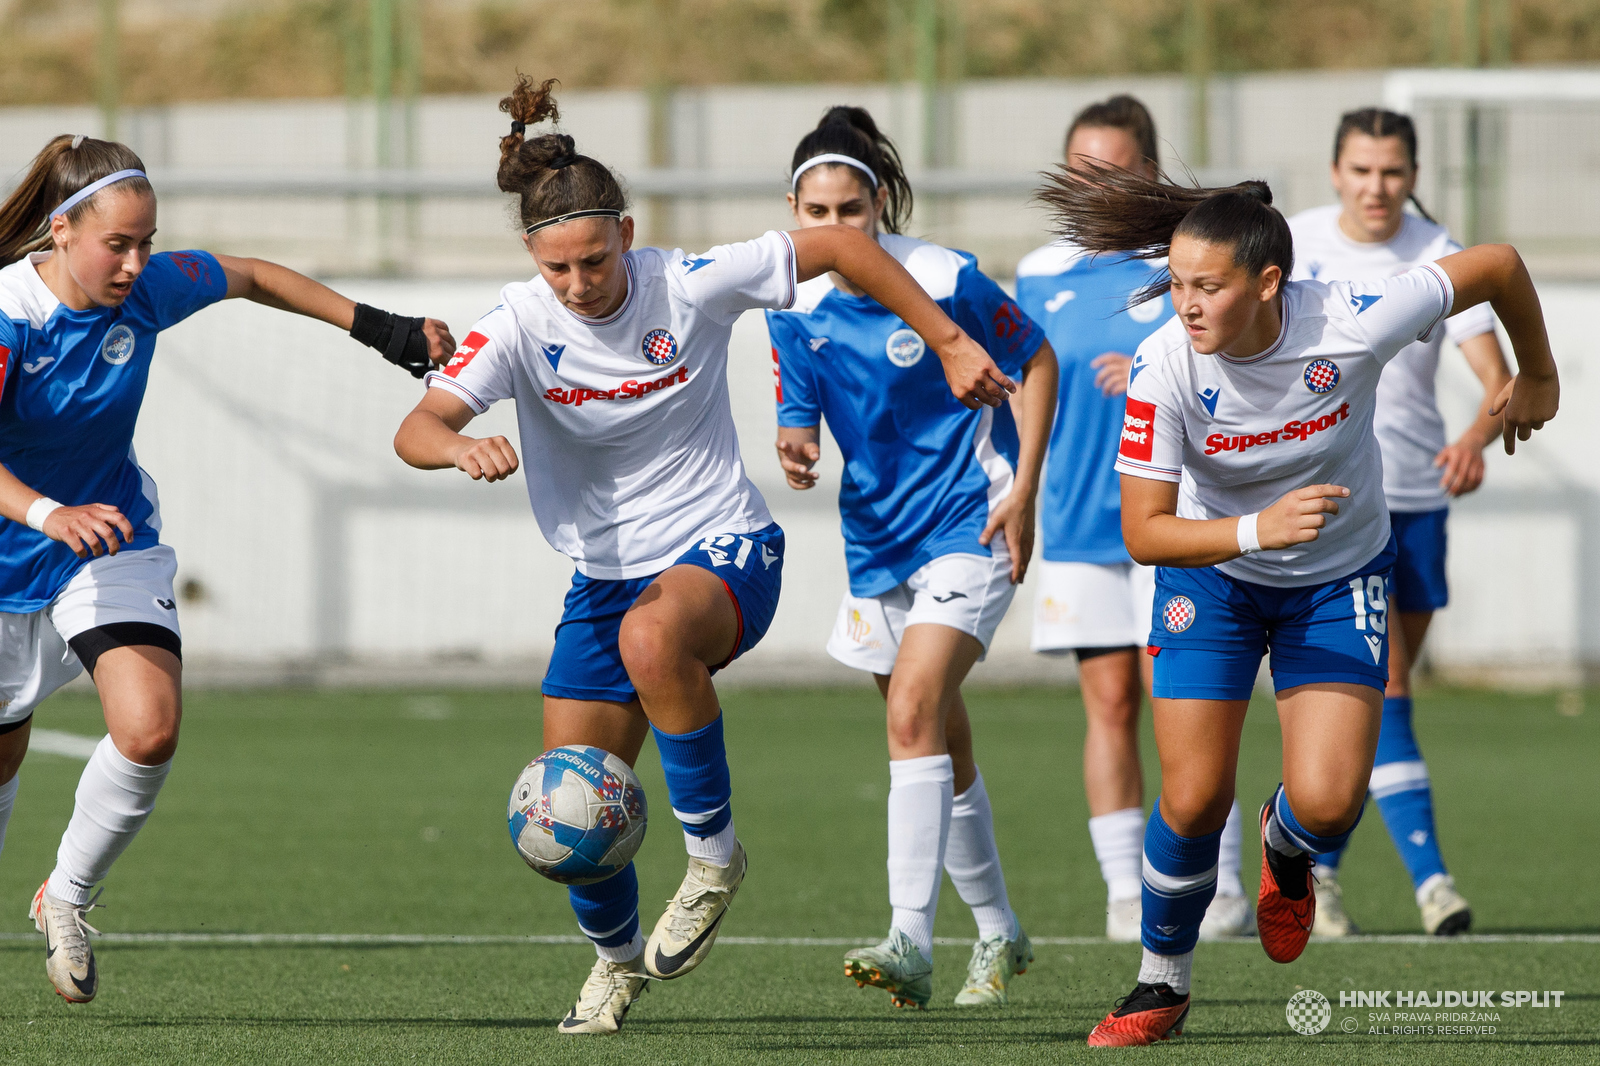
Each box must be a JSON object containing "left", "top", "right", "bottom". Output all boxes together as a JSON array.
[{"left": 642, "top": 328, "right": 679, "bottom": 366}]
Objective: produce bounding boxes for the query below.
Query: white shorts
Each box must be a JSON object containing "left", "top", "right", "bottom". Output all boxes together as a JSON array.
[
  {"left": 826, "top": 545, "right": 1016, "bottom": 676},
  {"left": 1030, "top": 559, "right": 1157, "bottom": 653},
  {"left": 0, "top": 544, "right": 181, "bottom": 725}
]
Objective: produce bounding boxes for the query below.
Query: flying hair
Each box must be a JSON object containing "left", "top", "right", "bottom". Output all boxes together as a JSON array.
[
  {"left": 1333, "top": 107, "right": 1436, "bottom": 224},
  {"left": 1036, "top": 161, "right": 1293, "bottom": 308},
  {"left": 789, "top": 106, "right": 912, "bottom": 235},
  {"left": 0, "top": 135, "right": 153, "bottom": 267},
  {"left": 496, "top": 75, "right": 626, "bottom": 235}
]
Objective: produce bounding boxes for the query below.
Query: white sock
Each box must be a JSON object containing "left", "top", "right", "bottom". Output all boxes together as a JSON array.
[
  {"left": 595, "top": 930, "right": 646, "bottom": 964},
  {"left": 1263, "top": 807, "right": 1304, "bottom": 858},
  {"left": 0, "top": 774, "right": 17, "bottom": 858},
  {"left": 47, "top": 736, "right": 171, "bottom": 906},
  {"left": 1214, "top": 800, "right": 1245, "bottom": 897},
  {"left": 887, "top": 754, "right": 953, "bottom": 962},
  {"left": 1089, "top": 806, "right": 1145, "bottom": 902},
  {"left": 945, "top": 770, "right": 1019, "bottom": 941},
  {"left": 1138, "top": 947, "right": 1193, "bottom": 995},
  {"left": 684, "top": 820, "right": 737, "bottom": 867}
]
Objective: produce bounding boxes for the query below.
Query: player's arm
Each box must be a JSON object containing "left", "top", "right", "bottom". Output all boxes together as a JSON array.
[
  {"left": 980, "top": 341, "right": 1058, "bottom": 583},
  {"left": 1435, "top": 330, "right": 1514, "bottom": 496},
  {"left": 0, "top": 461, "right": 132, "bottom": 559},
  {"left": 213, "top": 254, "right": 455, "bottom": 377},
  {"left": 775, "top": 425, "right": 821, "bottom": 491},
  {"left": 1120, "top": 475, "right": 1351, "bottom": 568},
  {"left": 786, "top": 225, "right": 1014, "bottom": 410},
  {"left": 394, "top": 389, "right": 520, "bottom": 483},
  {"left": 1432, "top": 245, "right": 1558, "bottom": 454}
]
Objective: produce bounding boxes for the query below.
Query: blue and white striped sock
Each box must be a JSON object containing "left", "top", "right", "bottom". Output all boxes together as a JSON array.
[
  {"left": 1140, "top": 802, "right": 1222, "bottom": 958},
  {"left": 651, "top": 715, "right": 736, "bottom": 867},
  {"left": 1370, "top": 696, "right": 1448, "bottom": 890},
  {"left": 569, "top": 862, "right": 643, "bottom": 962}
]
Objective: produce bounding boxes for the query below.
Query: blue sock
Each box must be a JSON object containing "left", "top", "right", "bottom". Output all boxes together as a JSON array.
[
  {"left": 1271, "top": 784, "right": 1363, "bottom": 856},
  {"left": 1317, "top": 842, "right": 1346, "bottom": 871},
  {"left": 1141, "top": 802, "right": 1223, "bottom": 956},
  {"left": 569, "top": 862, "right": 640, "bottom": 957},
  {"left": 651, "top": 715, "right": 733, "bottom": 838},
  {"left": 1370, "top": 696, "right": 1447, "bottom": 888}
]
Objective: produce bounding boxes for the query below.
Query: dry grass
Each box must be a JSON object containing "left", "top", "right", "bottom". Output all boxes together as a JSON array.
[{"left": 2, "top": 0, "right": 1598, "bottom": 106}]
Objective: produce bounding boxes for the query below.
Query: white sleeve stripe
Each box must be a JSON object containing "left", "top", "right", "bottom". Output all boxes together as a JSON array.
[
  {"left": 1416, "top": 262, "right": 1455, "bottom": 338},
  {"left": 776, "top": 230, "right": 798, "bottom": 310},
  {"left": 425, "top": 372, "right": 489, "bottom": 413}
]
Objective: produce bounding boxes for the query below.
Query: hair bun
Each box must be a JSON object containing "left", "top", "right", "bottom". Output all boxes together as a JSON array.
[{"left": 1238, "top": 180, "right": 1273, "bottom": 205}]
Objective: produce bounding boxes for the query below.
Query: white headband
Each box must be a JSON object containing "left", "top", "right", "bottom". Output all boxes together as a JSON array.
[
  {"left": 51, "top": 169, "right": 147, "bottom": 219},
  {"left": 791, "top": 153, "right": 878, "bottom": 192}
]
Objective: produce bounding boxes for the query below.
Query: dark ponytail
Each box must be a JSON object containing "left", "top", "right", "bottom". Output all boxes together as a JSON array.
[
  {"left": 0, "top": 135, "right": 152, "bottom": 267},
  {"left": 789, "top": 106, "right": 913, "bottom": 235},
  {"left": 1037, "top": 163, "right": 1293, "bottom": 308},
  {"left": 497, "top": 75, "right": 626, "bottom": 232},
  {"left": 1333, "top": 107, "right": 1436, "bottom": 224}
]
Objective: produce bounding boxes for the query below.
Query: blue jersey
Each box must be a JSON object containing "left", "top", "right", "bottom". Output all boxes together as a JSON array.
[
  {"left": 1016, "top": 243, "right": 1173, "bottom": 565},
  {"left": 767, "top": 235, "right": 1044, "bottom": 597},
  {"left": 0, "top": 250, "right": 227, "bottom": 612}
]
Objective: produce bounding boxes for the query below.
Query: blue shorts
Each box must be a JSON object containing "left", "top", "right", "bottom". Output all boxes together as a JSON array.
[
  {"left": 542, "top": 523, "right": 785, "bottom": 703},
  {"left": 1389, "top": 507, "right": 1448, "bottom": 612},
  {"left": 1147, "top": 539, "right": 1396, "bottom": 701}
]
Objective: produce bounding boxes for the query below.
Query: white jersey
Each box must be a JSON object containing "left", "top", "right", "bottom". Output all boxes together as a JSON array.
[
  {"left": 1116, "top": 265, "right": 1455, "bottom": 587},
  {"left": 427, "top": 231, "right": 798, "bottom": 579},
  {"left": 1289, "top": 205, "right": 1495, "bottom": 512}
]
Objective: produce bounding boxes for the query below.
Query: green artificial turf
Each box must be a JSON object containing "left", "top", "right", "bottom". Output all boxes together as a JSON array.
[{"left": 0, "top": 685, "right": 1592, "bottom": 1063}]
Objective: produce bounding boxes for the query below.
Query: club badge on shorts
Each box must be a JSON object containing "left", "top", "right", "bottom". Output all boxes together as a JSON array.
[
  {"left": 1163, "top": 595, "right": 1196, "bottom": 633},
  {"left": 642, "top": 328, "right": 679, "bottom": 366},
  {"left": 1303, "top": 358, "right": 1340, "bottom": 394}
]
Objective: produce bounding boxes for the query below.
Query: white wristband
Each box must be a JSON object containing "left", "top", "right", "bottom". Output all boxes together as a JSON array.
[
  {"left": 1236, "top": 512, "right": 1262, "bottom": 555},
  {"left": 25, "top": 497, "right": 63, "bottom": 533}
]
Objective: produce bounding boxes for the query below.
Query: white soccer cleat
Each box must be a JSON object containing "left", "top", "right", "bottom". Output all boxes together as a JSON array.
[
  {"left": 1198, "top": 892, "right": 1257, "bottom": 939},
  {"left": 954, "top": 928, "right": 1033, "bottom": 1006},
  {"left": 1106, "top": 896, "right": 1142, "bottom": 942},
  {"left": 556, "top": 953, "right": 649, "bottom": 1035},
  {"left": 29, "top": 881, "right": 100, "bottom": 1004},
  {"left": 644, "top": 840, "right": 746, "bottom": 980},
  {"left": 1419, "top": 875, "right": 1472, "bottom": 936},
  {"left": 1311, "top": 866, "right": 1360, "bottom": 937}
]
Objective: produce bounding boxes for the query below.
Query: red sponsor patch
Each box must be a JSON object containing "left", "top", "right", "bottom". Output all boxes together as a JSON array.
[
  {"left": 1120, "top": 398, "right": 1156, "bottom": 462},
  {"left": 0, "top": 345, "right": 9, "bottom": 399},
  {"left": 167, "top": 251, "right": 211, "bottom": 285},
  {"left": 991, "top": 300, "right": 1027, "bottom": 341},
  {"left": 771, "top": 347, "right": 783, "bottom": 403},
  {"left": 444, "top": 331, "right": 489, "bottom": 378}
]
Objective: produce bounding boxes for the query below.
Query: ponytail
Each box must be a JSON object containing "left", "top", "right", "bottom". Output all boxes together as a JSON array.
[
  {"left": 1037, "top": 163, "right": 1292, "bottom": 308},
  {"left": 789, "top": 106, "right": 913, "bottom": 235},
  {"left": 0, "top": 135, "right": 151, "bottom": 267},
  {"left": 497, "top": 75, "right": 626, "bottom": 234}
]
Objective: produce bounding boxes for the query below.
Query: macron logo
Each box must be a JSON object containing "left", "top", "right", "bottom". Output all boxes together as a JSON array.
[
  {"left": 681, "top": 256, "right": 714, "bottom": 273},
  {"left": 1197, "top": 386, "right": 1220, "bottom": 416},
  {"left": 1350, "top": 293, "right": 1382, "bottom": 314},
  {"left": 540, "top": 343, "right": 566, "bottom": 371}
]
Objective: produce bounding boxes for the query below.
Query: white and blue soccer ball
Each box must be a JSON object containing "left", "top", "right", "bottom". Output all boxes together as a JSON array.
[{"left": 507, "top": 746, "right": 647, "bottom": 885}]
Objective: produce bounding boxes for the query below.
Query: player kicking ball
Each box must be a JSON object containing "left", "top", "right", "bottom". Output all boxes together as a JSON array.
[
  {"left": 392, "top": 76, "right": 1016, "bottom": 1035},
  {"left": 0, "top": 135, "right": 453, "bottom": 1003},
  {"left": 1038, "top": 165, "right": 1558, "bottom": 1046},
  {"left": 768, "top": 106, "right": 1055, "bottom": 1009}
]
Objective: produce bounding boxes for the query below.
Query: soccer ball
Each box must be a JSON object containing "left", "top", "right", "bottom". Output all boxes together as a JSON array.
[{"left": 507, "top": 746, "right": 648, "bottom": 885}]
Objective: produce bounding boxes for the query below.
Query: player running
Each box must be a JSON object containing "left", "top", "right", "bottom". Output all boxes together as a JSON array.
[
  {"left": 0, "top": 134, "right": 453, "bottom": 1003},
  {"left": 1017, "top": 94, "right": 1253, "bottom": 944},
  {"left": 1037, "top": 164, "right": 1558, "bottom": 1047},
  {"left": 768, "top": 106, "right": 1054, "bottom": 1009},
  {"left": 392, "top": 77, "right": 1016, "bottom": 1035},
  {"left": 1288, "top": 108, "right": 1512, "bottom": 938}
]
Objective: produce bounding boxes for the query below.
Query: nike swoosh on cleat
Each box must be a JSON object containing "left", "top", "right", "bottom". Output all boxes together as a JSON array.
[
  {"left": 69, "top": 954, "right": 95, "bottom": 998},
  {"left": 651, "top": 911, "right": 726, "bottom": 977},
  {"left": 45, "top": 935, "right": 56, "bottom": 960}
]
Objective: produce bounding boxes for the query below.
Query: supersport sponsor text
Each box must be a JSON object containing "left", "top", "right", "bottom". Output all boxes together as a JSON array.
[
  {"left": 1205, "top": 402, "right": 1352, "bottom": 456},
  {"left": 544, "top": 365, "right": 690, "bottom": 407}
]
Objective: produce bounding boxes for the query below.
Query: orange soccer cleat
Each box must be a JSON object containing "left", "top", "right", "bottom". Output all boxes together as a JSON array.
[
  {"left": 1087, "top": 982, "right": 1191, "bottom": 1047},
  {"left": 1256, "top": 800, "right": 1315, "bottom": 963}
]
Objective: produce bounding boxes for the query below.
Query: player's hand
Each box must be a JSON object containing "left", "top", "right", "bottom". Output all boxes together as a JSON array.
[
  {"left": 452, "top": 436, "right": 519, "bottom": 482},
  {"left": 1090, "top": 352, "right": 1134, "bottom": 397},
  {"left": 775, "top": 438, "right": 820, "bottom": 490},
  {"left": 1256, "top": 484, "right": 1349, "bottom": 550},
  {"left": 41, "top": 503, "right": 134, "bottom": 559},
  {"left": 980, "top": 488, "right": 1035, "bottom": 584},
  {"left": 422, "top": 318, "right": 456, "bottom": 367},
  {"left": 1434, "top": 435, "right": 1487, "bottom": 497},
  {"left": 935, "top": 330, "right": 1017, "bottom": 410},
  {"left": 1489, "top": 371, "right": 1559, "bottom": 455}
]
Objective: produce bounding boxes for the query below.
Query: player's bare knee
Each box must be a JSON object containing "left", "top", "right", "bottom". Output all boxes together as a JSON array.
[
  {"left": 1160, "top": 786, "right": 1232, "bottom": 836},
  {"left": 117, "top": 722, "right": 180, "bottom": 766},
  {"left": 885, "top": 697, "right": 942, "bottom": 754}
]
